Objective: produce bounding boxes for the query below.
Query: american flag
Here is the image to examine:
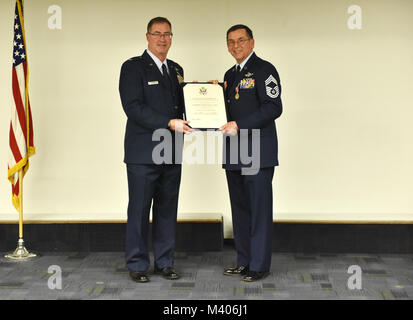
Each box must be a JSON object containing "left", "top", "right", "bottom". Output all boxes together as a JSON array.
[{"left": 8, "top": 0, "right": 35, "bottom": 211}]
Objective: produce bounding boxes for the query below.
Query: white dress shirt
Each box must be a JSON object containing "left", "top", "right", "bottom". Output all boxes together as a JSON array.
[
  {"left": 146, "top": 49, "right": 169, "bottom": 75},
  {"left": 236, "top": 51, "right": 254, "bottom": 72}
]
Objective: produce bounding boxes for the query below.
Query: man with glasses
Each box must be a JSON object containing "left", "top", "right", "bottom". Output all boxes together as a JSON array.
[
  {"left": 220, "top": 24, "right": 283, "bottom": 282},
  {"left": 119, "top": 17, "right": 191, "bottom": 283}
]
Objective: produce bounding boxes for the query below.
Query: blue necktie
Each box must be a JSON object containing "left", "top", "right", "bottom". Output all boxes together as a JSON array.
[{"left": 162, "top": 64, "right": 172, "bottom": 89}]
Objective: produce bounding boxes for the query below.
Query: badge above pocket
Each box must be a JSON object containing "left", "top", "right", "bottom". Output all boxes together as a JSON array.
[{"left": 239, "top": 78, "right": 255, "bottom": 89}]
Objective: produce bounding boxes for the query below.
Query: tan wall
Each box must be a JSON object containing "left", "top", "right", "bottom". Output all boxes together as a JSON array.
[{"left": 1, "top": 0, "right": 413, "bottom": 237}]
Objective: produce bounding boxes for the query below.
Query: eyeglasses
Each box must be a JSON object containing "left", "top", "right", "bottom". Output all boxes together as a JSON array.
[
  {"left": 227, "top": 38, "right": 250, "bottom": 47},
  {"left": 148, "top": 32, "right": 173, "bottom": 39}
]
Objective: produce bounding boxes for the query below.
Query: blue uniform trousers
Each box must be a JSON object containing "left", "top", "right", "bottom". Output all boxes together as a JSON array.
[
  {"left": 225, "top": 167, "right": 274, "bottom": 272},
  {"left": 125, "top": 163, "right": 181, "bottom": 272}
]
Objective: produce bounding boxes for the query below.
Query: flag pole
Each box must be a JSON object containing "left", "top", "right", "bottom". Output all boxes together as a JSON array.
[
  {"left": 5, "top": 169, "right": 36, "bottom": 260},
  {"left": 18, "top": 169, "right": 23, "bottom": 238}
]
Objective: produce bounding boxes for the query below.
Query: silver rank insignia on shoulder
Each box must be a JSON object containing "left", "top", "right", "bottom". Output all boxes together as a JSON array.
[{"left": 265, "top": 74, "right": 280, "bottom": 98}]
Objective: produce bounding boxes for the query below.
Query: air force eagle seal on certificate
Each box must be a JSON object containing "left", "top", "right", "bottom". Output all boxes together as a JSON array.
[{"left": 265, "top": 74, "right": 280, "bottom": 99}]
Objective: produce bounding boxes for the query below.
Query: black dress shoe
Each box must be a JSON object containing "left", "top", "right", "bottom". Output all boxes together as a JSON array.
[
  {"left": 154, "top": 266, "right": 180, "bottom": 280},
  {"left": 223, "top": 266, "right": 249, "bottom": 276},
  {"left": 242, "top": 271, "right": 269, "bottom": 282},
  {"left": 129, "top": 271, "right": 149, "bottom": 283}
]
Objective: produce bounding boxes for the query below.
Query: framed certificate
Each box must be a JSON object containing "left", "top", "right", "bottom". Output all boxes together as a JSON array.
[{"left": 182, "top": 82, "right": 227, "bottom": 130}]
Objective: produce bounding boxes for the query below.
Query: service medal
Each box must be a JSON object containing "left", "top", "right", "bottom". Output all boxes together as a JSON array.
[
  {"left": 175, "top": 67, "right": 184, "bottom": 84},
  {"left": 177, "top": 74, "right": 184, "bottom": 84},
  {"left": 235, "top": 87, "right": 239, "bottom": 100}
]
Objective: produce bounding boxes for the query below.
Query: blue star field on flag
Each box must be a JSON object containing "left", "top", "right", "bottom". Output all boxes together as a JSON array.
[{"left": 13, "top": 3, "right": 26, "bottom": 67}]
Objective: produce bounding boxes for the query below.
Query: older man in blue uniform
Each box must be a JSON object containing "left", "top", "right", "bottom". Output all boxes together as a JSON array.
[
  {"left": 119, "top": 17, "right": 192, "bottom": 283},
  {"left": 220, "top": 24, "right": 283, "bottom": 282}
]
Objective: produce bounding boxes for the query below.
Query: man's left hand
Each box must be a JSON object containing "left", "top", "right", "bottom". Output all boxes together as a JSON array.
[{"left": 219, "top": 121, "right": 238, "bottom": 136}]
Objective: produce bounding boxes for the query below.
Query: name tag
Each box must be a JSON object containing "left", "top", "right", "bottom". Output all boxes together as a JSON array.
[{"left": 148, "top": 81, "right": 159, "bottom": 85}]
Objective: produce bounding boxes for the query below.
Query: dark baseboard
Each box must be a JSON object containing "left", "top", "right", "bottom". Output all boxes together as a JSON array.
[
  {"left": 271, "top": 223, "right": 413, "bottom": 253},
  {"left": 1, "top": 222, "right": 412, "bottom": 253},
  {"left": 0, "top": 221, "right": 224, "bottom": 253}
]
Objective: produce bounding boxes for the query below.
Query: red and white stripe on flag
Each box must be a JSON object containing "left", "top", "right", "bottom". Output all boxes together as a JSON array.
[{"left": 8, "top": 0, "right": 35, "bottom": 211}]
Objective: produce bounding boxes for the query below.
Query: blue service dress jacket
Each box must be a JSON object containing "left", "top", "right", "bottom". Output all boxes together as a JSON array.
[
  {"left": 223, "top": 52, "right": 282, "bottom": 170},
  {"left": 119, "top": 50, "right": 185, "bottom": 164}
]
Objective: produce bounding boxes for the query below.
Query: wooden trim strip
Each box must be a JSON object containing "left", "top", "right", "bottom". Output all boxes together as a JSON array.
[{"left": 0, "top": 218, "right": 224, "bottom": 225}]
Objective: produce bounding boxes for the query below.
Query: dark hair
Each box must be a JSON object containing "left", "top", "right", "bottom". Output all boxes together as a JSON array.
[
  {"left": 226, "top": 24, "right": 253, "bottom": 40},
  {"left": 147, "top": 17, "right": 172, "bottom": 33}
]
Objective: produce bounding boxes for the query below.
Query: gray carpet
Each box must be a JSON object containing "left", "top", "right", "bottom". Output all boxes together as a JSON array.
[{"left": 1, "top": 246, "right": 413, "bottom": 300}]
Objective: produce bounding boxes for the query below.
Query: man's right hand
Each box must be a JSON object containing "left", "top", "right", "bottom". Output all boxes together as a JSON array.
[{"left": 168, "top": 119, "right": 193, "bottom": 134}]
